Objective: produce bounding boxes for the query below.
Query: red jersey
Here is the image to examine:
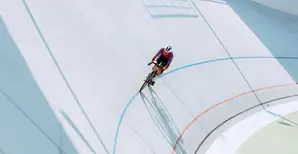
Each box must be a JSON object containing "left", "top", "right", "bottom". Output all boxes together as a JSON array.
[{"left": 155, "top": 48, "right": 174, "bottom": 65}]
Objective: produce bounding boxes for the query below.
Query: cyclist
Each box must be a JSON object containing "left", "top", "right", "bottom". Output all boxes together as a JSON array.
[{"left": 150, "top": 45, "right": 174, "bottom": 85}]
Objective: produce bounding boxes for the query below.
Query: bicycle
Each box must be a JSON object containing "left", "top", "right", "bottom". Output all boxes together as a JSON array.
[{"left": 139, "top": 62, "right": 163, "bottom": 92}]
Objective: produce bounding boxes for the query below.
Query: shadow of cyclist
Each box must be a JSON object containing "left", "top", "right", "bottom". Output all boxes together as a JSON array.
[{"left": 140, "top": 87, "right": 186, "bottom": 154}]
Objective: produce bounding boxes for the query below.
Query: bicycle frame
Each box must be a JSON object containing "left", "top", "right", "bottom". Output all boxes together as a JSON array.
[{"left": 139, "top": 61, "right": 163, "bottom": 92}]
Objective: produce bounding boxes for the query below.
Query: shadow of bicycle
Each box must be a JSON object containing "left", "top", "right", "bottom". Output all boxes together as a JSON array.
[{"left": 140, "top": 86, "right": 186, "bottom": 154}]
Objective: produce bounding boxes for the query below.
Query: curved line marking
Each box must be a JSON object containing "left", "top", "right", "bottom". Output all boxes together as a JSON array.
[
  {"left": 160, "top": 56, "right": 298, "bottom": 78},
  {"left": 113, "top": 56, "right": 298, "bottom": 154},
  {"left": 194, "top": 93, "right": 298, "bottom": 153},
  {"left": 113, "top": 93, "right": 138, "bottom": 154},
  {"left": 172, "top": 82, "right": 298, "bottom": 154}
]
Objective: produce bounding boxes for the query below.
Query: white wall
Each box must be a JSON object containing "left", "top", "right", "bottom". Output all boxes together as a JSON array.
[{"left": 251, "top": 0, "right": 298, "bottom": 16}]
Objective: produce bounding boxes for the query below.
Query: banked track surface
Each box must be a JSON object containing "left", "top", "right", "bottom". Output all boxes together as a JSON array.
[{"left": 114, "top": 56, "right": 298, "bottom": 154}]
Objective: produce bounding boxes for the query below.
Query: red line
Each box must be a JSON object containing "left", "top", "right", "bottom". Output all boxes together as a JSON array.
[{"left": 172, "top": 82, "right": 297, "bottom": 154}]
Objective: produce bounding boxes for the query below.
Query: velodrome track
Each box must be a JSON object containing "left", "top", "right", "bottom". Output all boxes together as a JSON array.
[{"left": 0, "top": 0, "right": 298, "bottom": 153}]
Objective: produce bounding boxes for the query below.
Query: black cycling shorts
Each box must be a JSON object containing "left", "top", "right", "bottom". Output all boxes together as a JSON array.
[{"left": 156, "top": 56, "right": 168, "bottom": 67}]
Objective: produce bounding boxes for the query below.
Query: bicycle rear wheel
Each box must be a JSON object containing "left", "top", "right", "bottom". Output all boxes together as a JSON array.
[
  {"left": 139, "top": 71, "right": 156, "bottom": 92},
  {"left": 139, "top": 81, "right": 148, "bottom": 92}
]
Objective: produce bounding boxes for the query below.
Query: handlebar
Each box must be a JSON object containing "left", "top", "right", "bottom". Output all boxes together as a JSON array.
[{"left": 148, "top": 61, "right": 162, "bottom": 68}]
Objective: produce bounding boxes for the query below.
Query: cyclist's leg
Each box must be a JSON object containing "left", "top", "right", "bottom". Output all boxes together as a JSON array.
[
  {"left": 156, "top": 65, "right": 165, "bottom": 76},
  {"left": 156, "top": 60, "right": 168, "bottom": 76},
  {"left": 150, "top": 60, "right": 165, "bottom": 86},
  {"left": 152, "top": 65, "right": 157, "bottom": 71},
  {"left": 160, "top": 64, "right": 167, "bottom": 75},
  {"left": 156, "top": 67, "right": 163, "bottom": 76},
  {"left": 153, "top": 56, "right": 162, "bottom": 70}
]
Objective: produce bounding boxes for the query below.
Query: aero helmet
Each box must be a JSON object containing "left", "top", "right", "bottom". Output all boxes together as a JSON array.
[{"left": 164, "top": 46, "right": 172, "bottom": 53}]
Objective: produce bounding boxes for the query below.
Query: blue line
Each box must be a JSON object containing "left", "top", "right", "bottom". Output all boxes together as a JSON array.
[
  {"left": 146, "top": 5, "right": 193, "bottom": 9},
  {"left": 113, "top": 93, "right": 138, "bottom": 154},
  {"left": 113, "top": 56, "right": 298, "bottom": 154},
  {"left": 151, "top": 14, "right": 198, "bottom": 18},
  {"left": 160, "top": 56, "right": 298, "bottom": 78}
]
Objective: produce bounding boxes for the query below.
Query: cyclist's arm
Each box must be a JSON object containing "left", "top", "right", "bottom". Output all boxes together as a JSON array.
[
  {"left": 152, "top": 49, "right": 162, "bottom": 61},
  {"left": 163, "top": 54, "right": 173, "bottom": 70}
]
